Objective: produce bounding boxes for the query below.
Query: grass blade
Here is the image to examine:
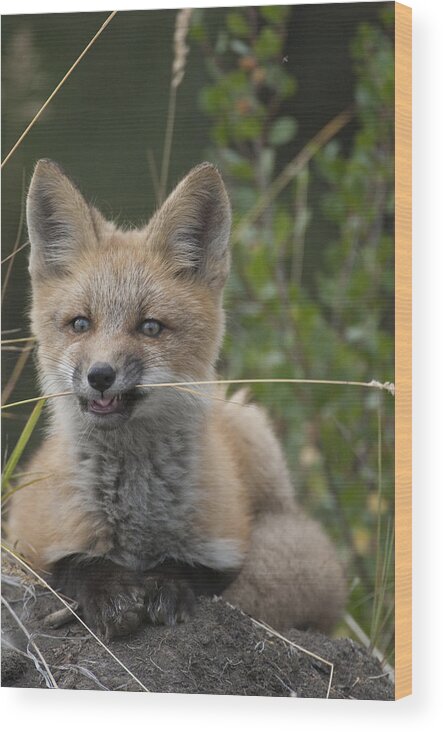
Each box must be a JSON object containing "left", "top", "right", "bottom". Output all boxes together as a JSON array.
[{"left": 1, "top": 398, "right": 45, "bottom": 492}]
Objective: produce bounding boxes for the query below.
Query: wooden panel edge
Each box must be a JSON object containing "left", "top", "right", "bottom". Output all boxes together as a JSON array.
[{"left": 394, "top": 0, "right": 412, "bottom": 701}]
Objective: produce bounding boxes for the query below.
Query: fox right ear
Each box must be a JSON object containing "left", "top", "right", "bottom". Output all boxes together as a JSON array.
[
  {"left": 147, "top": 163, "right": 232, "bottom": 289},
  {"left": 27, "top": 159, "right": 100, "bottom": 278}
]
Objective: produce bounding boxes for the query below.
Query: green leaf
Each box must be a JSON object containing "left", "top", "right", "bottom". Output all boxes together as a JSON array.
[
  {"left": 229, "top": 159, "right": 255, "bottom": 181},
  {"left": 233, "top": 116, "right": 263, "bottom": 141},
  {"left": 226, "top": 11, "right": 251, "bottom": 39},
  {"left": 259, "top": 5, "right": 291, "bottom": 25},
  {"left": 188, "top": 22, "right": 206, "bottom": 44},
  {"left": 269, "top": 116, "right": 297, "bottom": 146},
  {"left": 230, "top": 39, "right": 250, "bottom": 56},
  {"left": 258, "top": 147, "right": 275, "bottom": 181},
  {"left": 254, "top": 27, "right": 282, "bottom": 61},
  {"left": 200, "top": 86, "right": 230, "bottom": 114},
  {"left": 215, "top": 31, "right": 229, "bottom": 55}
]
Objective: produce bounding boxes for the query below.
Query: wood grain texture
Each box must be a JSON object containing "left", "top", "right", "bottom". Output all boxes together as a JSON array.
[{"left": 394, "top": 1, "right": 412, "bottom": 701}]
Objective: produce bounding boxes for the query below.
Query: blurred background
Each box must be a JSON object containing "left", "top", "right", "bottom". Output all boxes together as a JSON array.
[{"left": 1, "top": 3, "right": 394, "bottom": 665}]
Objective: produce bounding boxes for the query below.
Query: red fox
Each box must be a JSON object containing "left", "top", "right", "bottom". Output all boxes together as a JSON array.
[{"left": 7, "top": 160, "right": 346, "bottom": 640}]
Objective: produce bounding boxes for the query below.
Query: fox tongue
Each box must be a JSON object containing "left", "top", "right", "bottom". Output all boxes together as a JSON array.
[
  {"left": 87, "top": 394, "right": 129, "bottom": 416},
  {"left": 89, "top": 396, "right": 118, "bottom": 414},
  {"left": 95, "top": 397, "right": 114, "bottom": 407}
]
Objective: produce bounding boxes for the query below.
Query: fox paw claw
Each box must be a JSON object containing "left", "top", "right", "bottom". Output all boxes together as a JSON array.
[
  {"left": 144, "top": 577, "right": 196, "bottom": 625},
  {"left": 52, "top": 555, "right": 196, "bottom": 639}
]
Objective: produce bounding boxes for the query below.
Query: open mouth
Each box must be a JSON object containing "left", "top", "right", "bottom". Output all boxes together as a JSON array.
[
  {"left": 79, "top": 389, "right": 146, "bottom": 418},
  {"left": 89, "top": 395, "right": 123, "bottom": 414}
]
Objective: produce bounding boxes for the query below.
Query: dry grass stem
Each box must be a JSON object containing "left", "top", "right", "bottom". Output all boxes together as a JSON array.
[
  {"left": 1, "top": 346, "right": 34, "bottom": 353},
  {"left": 1, "top": 543, "right": 150, "bottom": 692},
  {"left": 147, "top": 148, "right": 161, "bottom": 200},
  {"left": 1, "top": 241, "right": 29, "bottom": 265},
  {"left": 1, "top": 11, "right": 118, "bottom": 169},
  {"left": 44, "top": 605, "right": 78, "bottom": 629},
  {"left": 223, "top": 600, "right": 334, "bottom": 699},
  {"left": 1, "top": 347, "right": 34, "bottom": 406},
  {"left": 1, "top": 390, "right": 73, "bottom": 410},
  {"left": 171, "top": 8, "right": 193, "bottom": 90},
  {"left": 0, "top": 378, "right": 395, "bottom": 411},
  {"left": 2, "top": 473, "right": 54, "bottom": 506},
  {"left": 2, "top": 594, "right": 59, "bottom": 688},
  {"left": 249, "top": 617, "right": 335, "bottom": 699},
  {"left": 1, "top": 169, "right": 26, "bottom": 305},
  {"left": 233, "top": 107, "right": 354, "bottom": 243},
  {"left": 158, "top": 8, "right": 193, "bottom": 204},
  {"left": 1, "top": 337, "right": 36, "bottom": 345},
  {"left": 371, "top": 394, "right": 384, "bottom": 643},
  {"left": 344, "top": 612, "right": 394, "bottom": 682},
  {"left": 171, "top": 384, "right": 250, "bottom": 408}
]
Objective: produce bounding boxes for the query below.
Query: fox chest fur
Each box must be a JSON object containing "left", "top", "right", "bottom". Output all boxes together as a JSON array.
[{"left": 72, "top": 415, "right": 238, "bottom": 574}]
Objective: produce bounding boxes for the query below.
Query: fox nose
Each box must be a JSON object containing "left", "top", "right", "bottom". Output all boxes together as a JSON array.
[{"left": 87, "top": 362, "right": 116, "bottom": 392}]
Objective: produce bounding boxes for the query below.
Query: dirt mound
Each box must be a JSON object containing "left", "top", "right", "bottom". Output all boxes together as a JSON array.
[{"left": 1, "top": 569, "right": 393, "bottom": 699}]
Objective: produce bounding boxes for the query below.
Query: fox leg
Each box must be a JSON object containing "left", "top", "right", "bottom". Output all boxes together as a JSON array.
[
  {"left": 51, "top": 555, "right": 195, "bottom": 640},
  {"left": 222, "top": 510, "right": 347, "bottom": 633}
]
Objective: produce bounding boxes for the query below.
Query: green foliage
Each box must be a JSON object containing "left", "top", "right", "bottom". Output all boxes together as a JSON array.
[
  {"left": 269, "top": 117, "right": 297, "bottom": 146},
  {"left": 193, "top": 6, "right": 394, "bottom": 660}
]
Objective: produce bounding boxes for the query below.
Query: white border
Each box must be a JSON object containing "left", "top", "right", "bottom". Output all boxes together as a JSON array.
[{"left": 2, "top": 0, "right": 443, "bottom": 729}]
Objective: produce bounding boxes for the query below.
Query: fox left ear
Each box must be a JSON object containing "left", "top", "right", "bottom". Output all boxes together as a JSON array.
[
  {"left": 27, "top": 159, "right": 102, "bottom": 279},
  {"left": 147, "top": 163, "right": 232, "bottom": 288}
]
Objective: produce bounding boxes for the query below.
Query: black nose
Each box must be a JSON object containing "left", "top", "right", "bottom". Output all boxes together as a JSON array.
[{"left": 87, "top": 362, "right": 116, "bottom": 392}]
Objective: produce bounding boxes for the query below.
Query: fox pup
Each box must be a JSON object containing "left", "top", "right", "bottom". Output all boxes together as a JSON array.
[{"left": 7, "top": 160, "right": 346, "bottom": 640}]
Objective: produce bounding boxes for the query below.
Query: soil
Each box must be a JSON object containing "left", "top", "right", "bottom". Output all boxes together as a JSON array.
[{"left": 1, "top": 562, "right": 394, "bottom": 699}]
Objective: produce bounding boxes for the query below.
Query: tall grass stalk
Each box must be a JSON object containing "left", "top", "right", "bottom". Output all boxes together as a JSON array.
[
  {"left": 1, "top": 11, "right": 118, "bottom": 169},
  {"left": 1, "top": 168, "right": 26, "bottom": 305},
  {"left": 2, "top": 473, "right": 53, "bottom": 506},
  {"left": 158, "top": 8, "right": 193, "bottom": 204},
  {"left": 1, "top": 337, "right": 36, "bottom": 345},
  {"left": 232, "top": 107, "right": 354, "bottom": 244},
  {"left": 0, "top": 378, "right": 395, "bottom": 411},
  {"left": 1, "top": 398, "right": 45, "bottom": 493},
  {"left": 1, "top": 347, "right": 34, "bottom": 406},
  {"left": 369, "top": 393, "right": 394, "bottom": 653}
]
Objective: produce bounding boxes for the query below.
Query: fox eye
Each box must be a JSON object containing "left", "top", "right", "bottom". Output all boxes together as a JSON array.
[
  {"left": 71, "top": 316, "right": 91, "bottom": 333},
  {"left": 140, "top": 319, "right": 163, "bottom": 337}
]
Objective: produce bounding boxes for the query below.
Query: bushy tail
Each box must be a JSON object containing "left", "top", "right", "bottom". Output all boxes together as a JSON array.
[{"left": 223, "top": 508, "right": 347, "bottom": 633}]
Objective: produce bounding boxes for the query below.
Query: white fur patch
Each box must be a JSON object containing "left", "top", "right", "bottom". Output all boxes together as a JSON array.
[{"left": 195, "top": 538, "right": 245, "bottom": 571}]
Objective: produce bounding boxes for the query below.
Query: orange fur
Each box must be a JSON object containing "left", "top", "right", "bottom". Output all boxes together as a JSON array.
[{"left": 6, "top": 160, "right": 346, "bottom": 632}]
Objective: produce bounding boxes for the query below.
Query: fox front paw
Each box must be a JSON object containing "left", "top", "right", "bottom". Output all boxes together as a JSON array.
[
  {"left": 52, "top": 555, "right": 147, "bottom": 641},
  {"left": 144, "top": 577, "right": 196, "bottom": 625},
  {"left": 52, "top": 555, "right": 197, "bottom": 639},
  {"left": 83, "top": 579, "right": 147, "bottom": 641}
]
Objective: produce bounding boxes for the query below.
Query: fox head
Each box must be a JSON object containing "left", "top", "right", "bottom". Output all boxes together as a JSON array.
[{"left": 27, "top": 160, "right": 231, "bottom": 430}]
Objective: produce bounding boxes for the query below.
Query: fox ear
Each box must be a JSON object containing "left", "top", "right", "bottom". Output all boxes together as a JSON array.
[
  {"left": 27, "top": 159, "right": 100, "bottom": 278},
  {"left": 148, "top": 163, "right": 232, "bottom": 288}
]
